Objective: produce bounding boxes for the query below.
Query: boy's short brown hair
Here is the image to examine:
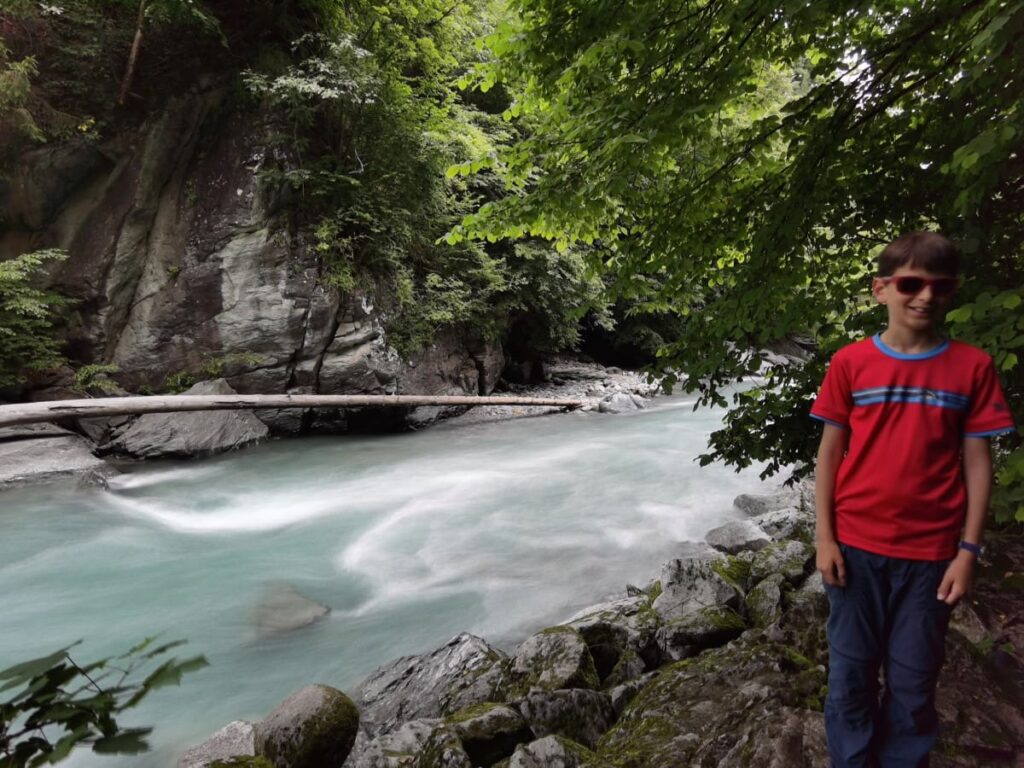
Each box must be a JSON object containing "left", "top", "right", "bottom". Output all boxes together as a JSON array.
[{"left": 877, "top": 231, "right": 959, "bottom": 277}]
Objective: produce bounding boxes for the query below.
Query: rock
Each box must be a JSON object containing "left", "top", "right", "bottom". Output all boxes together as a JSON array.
[
  {"left": 254, "top": 684, "right": 359, "bottom": 768},
  {"left": 518, "top": 689, "right": 616, "bottom": 749},
  {"left": 748, "top": 540, "right": 815, "bottom": 585},
  {"left": 507, "top": 735, "right": 595, "bottom": 768},
  {"left": 355, "top": 633, "right": 508, "bottom": 734},
  {"left": 448, "top": 703, "right": 534, "bottom": 766},
  {"left": 565, "top": 595, "right": 660, "bottom": 682},
  {"left": 608, "top": 672, "right": 659, "bottom": 717},
  {"left": 602, "top": 647, "right": 647, "bottom": 689},
  {"left": 178, "top": 721, "right": 257, "bottom": 768},
  {"left": 510, "top": 627, "right": 600, "bottom": 693},
  {"left": 209, "top": 758, "right": 274, "bottom": 768},
  {"left": 786, "top": 573, "right": 827, "bottom": 614},
  {"left": 656, "top": 606, "right": 746, "bottom": 661},
  {"left": 733, "top": 488, "right": 804, "bottom": 516},
  {"left": 745, "top": 574, "right": 786, "bottom": 628},
  {"left": 345, "top": 719, "right": 471, "bottom": 768},
  {"left": 597, "top": 393, "right": 646, "bottom": 414},
  {"left": 750, "top": 506, "right": 815, "bottom": 543},
  {"left": 0, "top": 431, "right": 111, "bottom": 488},
  {"left": 107, "top": 379, "right": 269, "bottom": 458},
  {"left": 652, "top": 554, "right": 741, "bottom": 623},
  {"left": 252, "top": 583, "right": 330, "bottom": 636},
  {"left": 705, "top": 520, "right": 772, "bottom": 555}
]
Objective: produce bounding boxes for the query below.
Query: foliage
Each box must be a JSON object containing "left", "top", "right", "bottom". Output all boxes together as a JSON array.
[
  {"left": 72, "top": 363, "right": 121, "bottom": 394},
  {"left": 0, "top": 249, "right": 70, "bottom": 389},
  {"left": 0, "top": 638, "right": 208, "bottom": 767},
  {"left": 458, "top": 0, "right": 1024, "bottom": 518}
]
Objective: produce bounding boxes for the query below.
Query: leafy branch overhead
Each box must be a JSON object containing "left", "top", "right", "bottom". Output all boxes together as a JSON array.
[
  {"left": 455, "top": 0, "right": 1024, "bottom": 518},
  {"left": 0, "top": 639, "right": 208, "bottom": 767}
]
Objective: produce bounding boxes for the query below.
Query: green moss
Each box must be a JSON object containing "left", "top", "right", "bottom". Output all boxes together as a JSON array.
[
  {"left": 260, "top": 687, "right": 360, "bottom": 768},
  {"left": 211, "top": 758, "right": 274, "bottom": 768},
  {"left": 711, "top": 556, "right": 751, "bottom": 592},
  {"left": 647, "top": 580, "right": 663, "bottom": 602},
  {"left": 446, "top": 701, "right": 503, "bottom": 724}
]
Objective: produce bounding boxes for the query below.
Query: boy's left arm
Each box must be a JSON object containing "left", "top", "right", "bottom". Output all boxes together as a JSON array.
[{"left": 937, "top": 437, "right": 992, "bottom": 605}]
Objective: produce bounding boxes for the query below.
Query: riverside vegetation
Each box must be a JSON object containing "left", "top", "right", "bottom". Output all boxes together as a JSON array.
[{"left": 1, "top": 0, "right": 1023, "bottom": 765}]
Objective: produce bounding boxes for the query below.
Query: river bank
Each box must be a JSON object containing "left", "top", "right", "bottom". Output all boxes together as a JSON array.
[{"left": 179, "top": 484, "right": 1024, "bottom": 768}]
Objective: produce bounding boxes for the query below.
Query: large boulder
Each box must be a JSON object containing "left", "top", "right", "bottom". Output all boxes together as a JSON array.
[
  {"left": 355, "top": 633, "right": 508, "bottom": 735},
  {"left": 597, "top": 393, "right": 646, "bottom": 414},
  {"left": 705, "top": 520, "right": 772, "bottom": 555},
  {"left": 448, "top": 703, "right": 534, "bottom": 766},
  {"left": 565, "top": 595, "right": 661, "bottom": 682},
  {"left": 254, "top": 684, "right": 359, "bottom": 768},
  {"left": 0, "top": 424, "right": 112, "bottom": 487},
  {"left": 652, "top": 554, "right": 742, "bottom": 623},
  {"left": 656, "top": 606, "right": 746, "bottom": 662},
  {"left": 748, "top": 540, "right": 815, "bottom": 586},
  {"left": 506, "top": 735, "right": 595, "bottom": 768},
  {"left": 745, "top": 574, "right": 786, "bottom": 628},
  {"left": 345, "top": 719, "right": 471, "bottom": 768},
  {"left": 518, "top": 689, "right": 616, "bottom": 749},
  {"left": 509, "top": 627, "right": 600, "bottom": 694},
  {"left": 178, "top": 721, "right": 257, "bottom": 768},
  {"left": 106, "top": 379, "right": 269, "bottom": 458}
]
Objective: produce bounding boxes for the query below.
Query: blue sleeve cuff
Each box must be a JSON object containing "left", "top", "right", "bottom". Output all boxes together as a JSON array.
[
  {"left": 964, "top": 426, "right": 1016, "bottom": 438},
  {"left": 811, "top": 413, "right": 849, "bottom": 430}
]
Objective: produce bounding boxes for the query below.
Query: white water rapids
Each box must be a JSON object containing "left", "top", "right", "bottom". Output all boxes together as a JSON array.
[{"left": 0, "top": 393, "right": 783, "bottom": 766}]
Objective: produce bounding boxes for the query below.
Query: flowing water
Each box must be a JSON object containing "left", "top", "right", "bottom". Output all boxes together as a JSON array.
[{"left": 0, "top": 394, "right": 782, "bottom": 766}]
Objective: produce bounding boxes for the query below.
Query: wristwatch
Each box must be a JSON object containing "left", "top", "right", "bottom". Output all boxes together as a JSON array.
[{"left": 958, "top": 541, "right": 984, "bottom": 558}]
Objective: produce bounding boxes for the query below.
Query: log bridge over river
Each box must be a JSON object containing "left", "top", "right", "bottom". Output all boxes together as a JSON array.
[{"left": 0, "top": 395, "right": 586, "bottom": 429}]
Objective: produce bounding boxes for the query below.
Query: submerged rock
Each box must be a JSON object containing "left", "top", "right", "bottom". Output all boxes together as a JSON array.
[
  {"left": 597, "top": 392, "right": 646, "bottom": 414},
  {"left": 252, "top": 583, "right": 330, "bottom": 636},
  {"left": 106, "top": 379, "right": 269, "bottom": 458}
]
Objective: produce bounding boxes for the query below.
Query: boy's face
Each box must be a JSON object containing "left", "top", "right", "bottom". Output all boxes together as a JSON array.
[{"left": 871, "top": 266, "right": 957, "bottom": 336}]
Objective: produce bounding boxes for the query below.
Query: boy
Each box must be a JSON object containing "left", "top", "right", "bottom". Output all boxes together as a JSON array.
[{"left": 810, "top": 231, "right": 1015, "bottom": 768}]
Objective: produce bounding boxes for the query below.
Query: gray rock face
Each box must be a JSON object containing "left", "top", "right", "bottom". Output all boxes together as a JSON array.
[
  {"left": 507, "top": 735, "right": 594, "bottom": 768},
  {"left": 510, "top": 627, "right": 600, "bottom": 692},
  {"left": 0, "top": 426, "right": 111, "bottom": 487},
  {"left": 749, "top": 540, "right": 815, "bottom": 585},
  {"left": 449, "top": 703, "right": 534, "bottom": 767},
  {"left": 251, "top": 583, "right": 330, "bottom": 636},
  {"left": 346, "top": 719, "right": 470, "bottom": 768},
  {"left": 597, "top": 392, "right": 646, "bottom": 413},
  {"left": 254, "top": 684, "right": 359, "bottom": 768},
  {"left": 518, "top": 689, "right": 615, "bottom": 749},
  {"left": 177, "top": 720, "right": 256, "bottom": 768},
  {"left": 746, "top": 573, "right": 786, "bottom": 628},
  {"left": 106, "top": 379, "right": 270, "bottom": 458},
  {"left": 751, "top": 506, "right": 815, "bottom": 543},
  {"left": 656, "top": 605, "right": 746, "bottom": 661},
  {"left": 705, "top": 519, "right": 772, "bottom": 554},
  {"left": 565, "top": 595, "right": 660, "bottom": 679},
  {"left": 733, "top": 488, "right": 804, "bottom": 516},
  {"left": 355, "top": 633, "right": 508, "bottom": 735},
  {"left": 652, "top": 554, "right": 741, "bottom": 623}
]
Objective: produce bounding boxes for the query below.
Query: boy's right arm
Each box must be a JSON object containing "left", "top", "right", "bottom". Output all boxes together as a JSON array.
[{"left": 815, "top": 423, "right": 849, "bottom": 587}]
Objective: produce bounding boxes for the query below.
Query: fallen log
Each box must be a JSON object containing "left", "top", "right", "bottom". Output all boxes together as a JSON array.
[{"left": 0, "top": 394, "right": 586, "bottom": 429}]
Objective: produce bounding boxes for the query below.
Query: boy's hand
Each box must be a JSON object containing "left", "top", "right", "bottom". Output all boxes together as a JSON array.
[
  {"left": 937, "top": 551, "right": 975, "bottom": 605},
  {"left": 816, "top": 540, "right": 846, "bottom": 587}
]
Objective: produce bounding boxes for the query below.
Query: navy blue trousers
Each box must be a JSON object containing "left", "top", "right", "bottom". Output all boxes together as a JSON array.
[{"left": 824, "top": 544, "right": 952, "bottom": 768}]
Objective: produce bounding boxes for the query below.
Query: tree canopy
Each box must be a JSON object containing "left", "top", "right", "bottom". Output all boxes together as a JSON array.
[{"left": 451, "top": 0, "right": 1024, "bottom": 519}]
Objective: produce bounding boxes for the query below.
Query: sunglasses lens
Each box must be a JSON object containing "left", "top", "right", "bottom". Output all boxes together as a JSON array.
[{"left": 894, "top": 277, "right": 924, "bottom": 294}]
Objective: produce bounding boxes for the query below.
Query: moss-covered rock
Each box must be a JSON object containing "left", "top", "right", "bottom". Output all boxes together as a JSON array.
[
  {"left": 178, "top": 720, "right": 257, "bottom": 768},
  {"left": 566, "top": 596, "right": 661, "bottom": 684},
  {"left": 655, "top": 605, "right": 746, "bottom": 662},
  {"left": 447, "top": 702, "right": 534, "bottom": 766},
  {"left": 519, "top": 688, "right": 616, "bottom": 750},
  {"left": 653, "top": 554, "right": 741, "bottom": 623},
  {"left": 710, "top": 553, "right": 753, "bottom": 594},
  {"left": 508, "top": 734, "right": 597, "bottom": 767},
  {"left": 748, "top": 540, "right": 814, "bottom": 586},
  {"left": 210, "top": 758, "right": 274, "bottom": 768},
  {"left": 705, "top": 519, "right": 772, "bottom": 555},
  {"left": 509, "top": 626, "right": 601, "bottom": 695},
  {"left": 254, "top": 684, "right": 359, "bottom": 768},
  {"left": 746, "top": 573, "right": 786, "bottom": 628}
]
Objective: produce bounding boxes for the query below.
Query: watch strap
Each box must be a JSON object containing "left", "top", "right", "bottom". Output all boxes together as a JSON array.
[{"left": 959, "top": 540, "right": 983, "bottom": 557}]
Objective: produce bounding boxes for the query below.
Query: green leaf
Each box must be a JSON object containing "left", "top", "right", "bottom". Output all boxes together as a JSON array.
[{"left": 91, "top": 728, "right": 152, "bottom": 755}]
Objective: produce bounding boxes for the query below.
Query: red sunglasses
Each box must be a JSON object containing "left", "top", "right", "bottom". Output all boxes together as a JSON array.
[{"left": 879, "top": 276, "right": 959, "bottom": 296}]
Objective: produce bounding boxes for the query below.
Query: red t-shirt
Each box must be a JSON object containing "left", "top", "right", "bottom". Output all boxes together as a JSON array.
[{"left": 811, "top": 334, "right": 1015, "bottom": 560}]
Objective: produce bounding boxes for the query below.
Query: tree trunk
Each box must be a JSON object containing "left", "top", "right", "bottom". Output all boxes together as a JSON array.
[
  {"left": 118, "top": 0, "right": 147, "bottom": 106},
  {"left": 0, "top": 394, "right": 586, "bottom": 428}
]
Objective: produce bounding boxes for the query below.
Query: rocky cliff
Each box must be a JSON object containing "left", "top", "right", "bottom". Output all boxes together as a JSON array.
[{"left": 0, "top": 87, "right": 502, "bottom": 432}]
